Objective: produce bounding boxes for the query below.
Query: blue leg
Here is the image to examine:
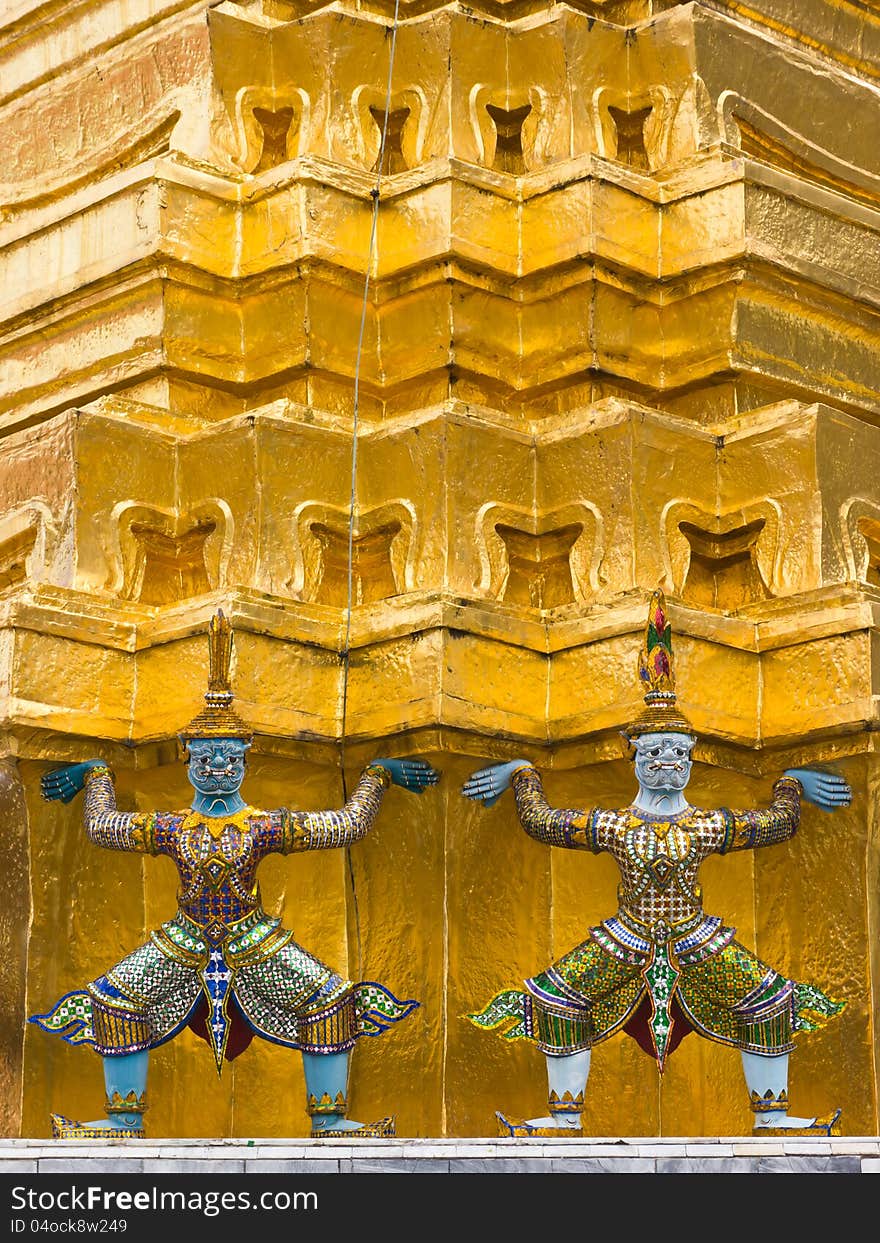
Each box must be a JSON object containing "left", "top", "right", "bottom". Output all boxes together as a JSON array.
[
  {"left": 301, "top": 1052, "right": 396, "bottom": 1138},
  {"left": 742, "top": 1051, "right": 840, "bottom": 1133},
  {"left": 103, "top": 1050, "right": 149, "bottom": 1130},
  {"left": 496, "top": 1050, "right": 589, "bottom": 1136},
  {"left": 302, "top": 1051, "right": 359, "bottom": 1134},
  {"left": 50, "top": 1050, "right": 149, "bottom": 1139}
]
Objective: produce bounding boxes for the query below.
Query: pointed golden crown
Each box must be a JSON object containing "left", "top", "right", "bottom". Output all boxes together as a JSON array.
[
  {"left": 178, "top": 610, "right": 253, "bottom": 744},
  {"left": 625, "top": 590, "right": 693, "bottom": 739}
]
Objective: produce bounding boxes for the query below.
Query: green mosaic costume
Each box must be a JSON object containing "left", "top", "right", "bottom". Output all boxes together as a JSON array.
[{"left": 470, "top": 766, "right": 843, "bottom": 1068}]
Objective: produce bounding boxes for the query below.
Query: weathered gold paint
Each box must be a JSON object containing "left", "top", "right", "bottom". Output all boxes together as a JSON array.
[{"left": 3, "top": 0, "right": 880, "bottom": 1137}]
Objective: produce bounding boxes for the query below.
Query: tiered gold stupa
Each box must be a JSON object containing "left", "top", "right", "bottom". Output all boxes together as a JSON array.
[{"left": 2, "top": 0, "right": 878, "bottom": 1137}]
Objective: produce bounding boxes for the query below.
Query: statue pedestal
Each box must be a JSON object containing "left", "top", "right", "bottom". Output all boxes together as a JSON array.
[{"left": 2, "top": 1136, "right": 877, "bottom": 1174}]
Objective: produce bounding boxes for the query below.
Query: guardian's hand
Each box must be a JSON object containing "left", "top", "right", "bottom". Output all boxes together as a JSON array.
[
  {"left": 784, "top": 768, "right": 851, "bottom": 812},
  {"left": 461, "top": 760, "right": 533, "bottom": 808},
  {"left": 371, "top": 757, "right": 440, "bottom": 794},
  {"left": 41, "top": 760, "right": 106, "bottom": 804}
]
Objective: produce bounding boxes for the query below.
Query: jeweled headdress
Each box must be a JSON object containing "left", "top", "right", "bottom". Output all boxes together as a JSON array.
[
  {"left": 178, "top": 610, "right": 253, "bottom": 743},
  {"left": 624, "top": 590, "right": 693, "bottom": 740}
]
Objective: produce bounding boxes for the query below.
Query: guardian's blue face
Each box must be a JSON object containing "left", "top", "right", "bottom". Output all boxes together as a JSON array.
[
  {"left": 633, "top": 731, "right": 696, "bottom": 792},
  {"left": 186, "top": 738, "right": 249, "bottom": 796}
]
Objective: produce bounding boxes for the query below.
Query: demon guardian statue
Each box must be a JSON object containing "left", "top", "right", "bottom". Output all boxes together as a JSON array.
[
  {"left": 32, "top": 611, "right": 438, "bottom": 1139},
  {"left": 464, "top": 592, "right": 849, "bottom": 1137}
]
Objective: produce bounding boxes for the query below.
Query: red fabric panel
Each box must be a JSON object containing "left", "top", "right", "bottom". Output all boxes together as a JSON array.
[
  {"left": 622, "top": 992, "right": 693, "bottom": 1062},
  {"left": 187, "top": 995, "right": 255, "bottom": 1061}
]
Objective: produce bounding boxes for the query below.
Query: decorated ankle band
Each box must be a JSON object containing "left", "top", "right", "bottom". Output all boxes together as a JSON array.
[
  {"left": 548, "top": 1090, "right": 584, "bottom": 1117},
  {"left": 105, "top": 1091, "right": 147, "bottom": 1117},
  {"left": 313, "top": 1117, "right": 395, "bottom": 1138},
  {"left": 307, "top": 1091, "right": 347, "bottom": 1118},
  {"left": 50, "top": 1114, "right": 146, "bottom": 1140},
  {"left": 749, "top": 1088, "right": 788, "bottom": 1115}
]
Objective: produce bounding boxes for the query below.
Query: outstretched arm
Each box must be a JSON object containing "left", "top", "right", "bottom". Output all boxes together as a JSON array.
[
  {"left": 41, "top": 761, "right": 157, "bottom": 853},
  {"left": 272, "top": 757, "right": 439, "bottom": 853},
  {"left": 717, "top": 768, "right": 851, "bottom": 854},
  {"left": 462, "top": 761, "right": 597, "bottom": 850}
]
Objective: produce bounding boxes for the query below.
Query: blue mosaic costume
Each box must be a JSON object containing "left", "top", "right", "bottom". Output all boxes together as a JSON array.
[{"left": 32, "top": 764, "right": 416, "bottom": 1070}]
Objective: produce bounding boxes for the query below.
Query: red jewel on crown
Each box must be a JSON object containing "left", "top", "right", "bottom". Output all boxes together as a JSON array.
[{"left": 653, "top": 649, "right": 670, "bottom": 676}]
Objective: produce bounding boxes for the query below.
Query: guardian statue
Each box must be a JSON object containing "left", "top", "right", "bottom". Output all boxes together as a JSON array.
[
  {"left": 464, "top": 592, "right": 848, "bottom": 1137},
  {"left": 32, "top": 611, "right": 438, "bottom": 1139}
]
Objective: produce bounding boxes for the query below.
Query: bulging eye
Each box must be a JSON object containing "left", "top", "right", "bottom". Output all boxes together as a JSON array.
[{"left": 649, "top": 748, "right": 661, "bottom": 757}]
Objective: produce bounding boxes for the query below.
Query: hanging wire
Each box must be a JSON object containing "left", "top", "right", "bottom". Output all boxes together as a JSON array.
[{"left": 339, "top": 0, "right": 402, "bottom": 977}]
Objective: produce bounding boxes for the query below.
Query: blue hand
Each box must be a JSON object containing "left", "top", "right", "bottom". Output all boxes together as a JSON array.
[
  {"left": 784, "top": 768, "right": 852, "bottom": 812},
  {"left": 371, "top": 757, "right": 440, "bottom": 794},
  {"left": 461, "top": 760, "right": 533, "bottom": 807},
  {"left": 41, "top": 760, "right": 106, "bottom": 804}
]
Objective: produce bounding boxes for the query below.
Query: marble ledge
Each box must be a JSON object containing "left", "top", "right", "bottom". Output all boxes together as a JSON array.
[{"left": 1, "top": 1137, "right": 879, "bottom": 1173}]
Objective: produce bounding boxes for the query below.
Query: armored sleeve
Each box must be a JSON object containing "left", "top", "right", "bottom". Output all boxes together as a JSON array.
[
  {"left": 267, "top": 765, "right": 392, "bottom": 854},
  {"left": 510, "top": 765, "right": 601, "bottom": 851},
  {"left": 82, "top": 766, "right": 160, "bottom": 854},
  {"left": 717, "top": 775, "right": 802, "bottom": 854}
]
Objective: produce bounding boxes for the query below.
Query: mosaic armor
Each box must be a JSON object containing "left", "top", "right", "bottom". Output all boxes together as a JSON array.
[
  {"left": 33, "top": 764, "right": 416, "bottom": 1069},
  {"left": 470, "top": 766, "right": 843, "bottom": 1068}
]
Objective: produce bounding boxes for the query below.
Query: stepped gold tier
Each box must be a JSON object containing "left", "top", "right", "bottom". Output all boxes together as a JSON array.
[
  {"left": 2, "top": 0, "right": 880, "bottom": 1139},
  {"left": 7, "top": 3, "right": 880, "bottom": 427}
]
